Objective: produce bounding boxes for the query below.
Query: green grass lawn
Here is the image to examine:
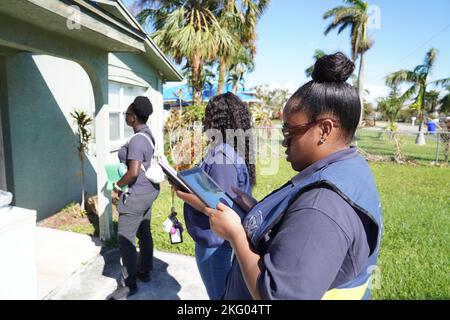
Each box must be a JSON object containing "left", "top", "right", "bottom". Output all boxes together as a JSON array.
[
  {"left": 356, "top": 129, "right": 447, "bottom": 165},
  {"left": 369, "top": 163, "right": 450, "bottom": 299}
]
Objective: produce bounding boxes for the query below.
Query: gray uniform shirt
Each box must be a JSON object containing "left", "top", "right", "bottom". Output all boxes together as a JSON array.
[
  {"left": 118, "top": 125, "right": 160, "bottom": 195},
  {"left": 223, "top": 147, "right": 372, "bottom": 300}
]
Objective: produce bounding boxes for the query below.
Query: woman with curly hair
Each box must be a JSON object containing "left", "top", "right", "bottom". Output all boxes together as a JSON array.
[{"left": 184, "top": 92, "right": 256, "bottom": 300}]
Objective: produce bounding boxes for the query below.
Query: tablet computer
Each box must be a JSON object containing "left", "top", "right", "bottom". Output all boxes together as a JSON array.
[
  {"left": 158, "top": 159, "right": 192, "bottom": 193},
  {"left": 178, "top": 167, "right": 235, "bottom": 209}
]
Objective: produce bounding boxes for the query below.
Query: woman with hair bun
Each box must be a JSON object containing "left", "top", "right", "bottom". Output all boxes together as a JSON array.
[
  {"left": 107, "top": 96, "right": 160, "bottom": 300},
  {"left": 176, "top": 52, "right": 383, "bottom": 300}
]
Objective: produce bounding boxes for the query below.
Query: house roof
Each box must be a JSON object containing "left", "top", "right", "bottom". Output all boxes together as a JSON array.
[
  {"left": 0, "top": 0, "right": 183, "bottom": 82},
  {"left": 94, "top": 0, "right": 183, "bottom": 82}
]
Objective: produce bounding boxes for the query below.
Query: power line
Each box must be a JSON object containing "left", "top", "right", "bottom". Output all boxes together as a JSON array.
[{"left": 375, "top": 23, "right": 450, "bottom": 80}]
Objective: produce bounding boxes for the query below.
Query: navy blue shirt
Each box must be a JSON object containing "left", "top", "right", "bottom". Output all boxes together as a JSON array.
[
  {"left": 223, "top": 147, "right": 372, "bottom": 300},
  {"left": 184, "top": 143, "right": 252, "bottom": 248}
]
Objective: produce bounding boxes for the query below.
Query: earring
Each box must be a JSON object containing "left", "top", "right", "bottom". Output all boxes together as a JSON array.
[{"left": 320, "top": 137, "right": 326, "bottom": 144}]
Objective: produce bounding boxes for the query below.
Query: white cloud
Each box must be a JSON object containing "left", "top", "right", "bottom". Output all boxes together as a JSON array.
[
  {"left": 266, "top": 80, "right": 301, "bottom": 94},
  {"left": 364, "top": 84, "right": 389, "bottom": 104},
  {"left": 284, "top": 80, "right": 301, "bottom": 94}
]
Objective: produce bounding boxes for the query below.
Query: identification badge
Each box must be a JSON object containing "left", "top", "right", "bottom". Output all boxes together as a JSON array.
[
  {"left": 163, "top": 208, "right": 184, "bottom": 245},
  {"left": 170, "top": 226, "right": 183, "bottom": 244},
  {"left": 162, "top": 218, "right": 174, "bottom": 233}
]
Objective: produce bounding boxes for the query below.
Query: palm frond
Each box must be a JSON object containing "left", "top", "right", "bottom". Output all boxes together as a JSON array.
[
  {"left": 424, "top": 48, "right": 438, "bottom": 69},
  {"left": 386, "top": 70, "right": 418, "bottom": 86},
  {"left": 428, "top": 77, "right": 450, "bottom": 87}
]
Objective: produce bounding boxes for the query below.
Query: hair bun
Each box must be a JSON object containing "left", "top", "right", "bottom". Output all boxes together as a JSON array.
[{"left": 312, "top": 52, "right": 355, "bottom": 83}]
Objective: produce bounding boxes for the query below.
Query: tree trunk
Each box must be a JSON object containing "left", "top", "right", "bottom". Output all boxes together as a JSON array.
[
  {"left": 80, "top": 155, "right": 85, "bottom": 210},
  {"left": 190, "top": 53, "right": 202, "bottom": 105},
  {"left": 233, "top": 81, "right": 238, "bottom": 94},
  {"left": 416, "top": 88, "right": 427, "bottom": 145},
  {"left": 357, "top": 51, "right": 366, "bottom": 126},
  {"left": 392, "top": 131, "right": 405, "bottom": 164},
  {"left": 217, "top": 58, "right": 226, "bottom": 94},
  {"left": 416, "top": 111, "right": 426, "bottom": 145}
]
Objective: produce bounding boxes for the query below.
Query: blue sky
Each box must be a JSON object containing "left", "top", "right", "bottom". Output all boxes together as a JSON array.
[{"left": 123, "top": 0, "right": 450, "bottom": 102}]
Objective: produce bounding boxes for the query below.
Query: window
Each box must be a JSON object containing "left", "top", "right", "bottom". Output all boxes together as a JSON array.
[{"left": 108, "top": 81, "right": 147, "bottom": 148}]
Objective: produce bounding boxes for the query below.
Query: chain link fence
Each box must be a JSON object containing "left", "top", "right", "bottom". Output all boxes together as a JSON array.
[{"left": 356, "top": 128, "right": 449, "bottom": 165}]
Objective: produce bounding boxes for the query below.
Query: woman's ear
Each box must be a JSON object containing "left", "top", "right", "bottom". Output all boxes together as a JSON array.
[{"left": 319, "top": 119, "right": 334, "bottom": 144}]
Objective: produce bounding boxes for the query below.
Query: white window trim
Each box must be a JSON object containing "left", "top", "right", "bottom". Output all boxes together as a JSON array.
[{"left": 108, "top": 81, "right": 148, "bottom": 152}]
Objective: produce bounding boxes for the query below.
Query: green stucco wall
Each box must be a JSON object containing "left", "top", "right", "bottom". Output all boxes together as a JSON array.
[
  {"left": 2, "top": 53, "right": 97, "bottom": 219},
  {"left": 1, "top": 51, "right": 165, "bottom": 220}
]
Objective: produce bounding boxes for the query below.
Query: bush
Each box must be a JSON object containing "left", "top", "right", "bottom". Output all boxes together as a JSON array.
[
  {"left": 163, "top": 104, "right": 207, "bottom": 171},
  {"left": 397, "top": 109, "right": 414, "bottom": 123}
]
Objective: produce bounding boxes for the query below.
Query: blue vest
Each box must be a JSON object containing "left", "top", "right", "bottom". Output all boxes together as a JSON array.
[{"left": 242, "top": 152, "right": 382, "bottom": 300}]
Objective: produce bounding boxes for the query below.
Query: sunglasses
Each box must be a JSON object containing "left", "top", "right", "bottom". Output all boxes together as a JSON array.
[{"left": 282, "top": 118, "right": 340, "bottom": 141}]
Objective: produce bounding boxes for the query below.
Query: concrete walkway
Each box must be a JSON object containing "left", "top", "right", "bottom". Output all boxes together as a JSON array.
[{"left": 37, "top": 227, "right": 208, "bottom": 300}]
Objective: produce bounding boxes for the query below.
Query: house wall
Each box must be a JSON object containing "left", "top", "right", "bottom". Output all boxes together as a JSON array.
[
  {"left": 2, "top": 52, "right": 164, "bottom": 220},
  {"left": 107, "top": 53, "right": 165, "bottom": 163},
  {"left": 2, "top": 53, "right": 97, "bottom": 220}
]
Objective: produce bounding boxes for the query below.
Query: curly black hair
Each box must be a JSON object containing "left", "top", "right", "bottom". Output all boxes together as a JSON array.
[{"left": 203, "top": 92, "right": 256, "bottom": 187}]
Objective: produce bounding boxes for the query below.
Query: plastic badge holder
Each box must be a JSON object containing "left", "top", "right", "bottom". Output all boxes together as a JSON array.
[
  {"left": 170, "top": 225, "right": 183, "bottom": 244},
  {"left": 164, "top": 210, "right": 183, "bottom": 245}
]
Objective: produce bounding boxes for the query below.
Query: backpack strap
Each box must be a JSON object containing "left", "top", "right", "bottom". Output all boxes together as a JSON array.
[{"left": 127, "top": 132, "right": 158, "bottom": 173}]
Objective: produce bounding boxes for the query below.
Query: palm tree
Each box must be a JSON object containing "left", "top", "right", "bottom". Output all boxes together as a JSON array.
[
  {"left": 226, "top": 45, "right": 254, "bottom": 93},
  {"left": 216, "top": 0, "right": 240, "bottom": 94},
  {"left": 424, "top": 90, "right": 440, "bottom": 115},
  {"left": 216, "top": 0, "right": 270, "bottom": 94},
  {"left": 386, "top": 48, "right": 450, "bottom": 144},
  {"left": 305, "top": 49, "right": 326, "bottom": 78},
  {"left": 70, "top": 110, "right": 92, "bottom": 209},
  {"left": 377, "top": 84, "right": 407, "bottom": 163},
  {"left": 323, "top": 0, "right": 373, "bottom": 123},
  {"left": 181, "top": 61, "right": 216, "bottom": 103},
  {"left": 135, "top": 0, "right": 234, "bottom": 105}
]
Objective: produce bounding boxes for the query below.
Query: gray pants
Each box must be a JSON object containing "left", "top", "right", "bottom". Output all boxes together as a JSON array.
[{"left": 117, "top": 191, "right": 159, "bottom": 287}]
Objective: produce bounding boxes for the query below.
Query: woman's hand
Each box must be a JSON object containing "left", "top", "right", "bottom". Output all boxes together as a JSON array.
[
  {"left": 204, "top": 203, "right": 246, "bottom": 243},
  {"left": 175, "top": 189, "right": 208, "bottom": 214},
  {"left": 175, "top": 187, "right": 247, "bottom": 242},
  {"left": 112, "top": 183, "right": 122, "bottom": 197}
]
